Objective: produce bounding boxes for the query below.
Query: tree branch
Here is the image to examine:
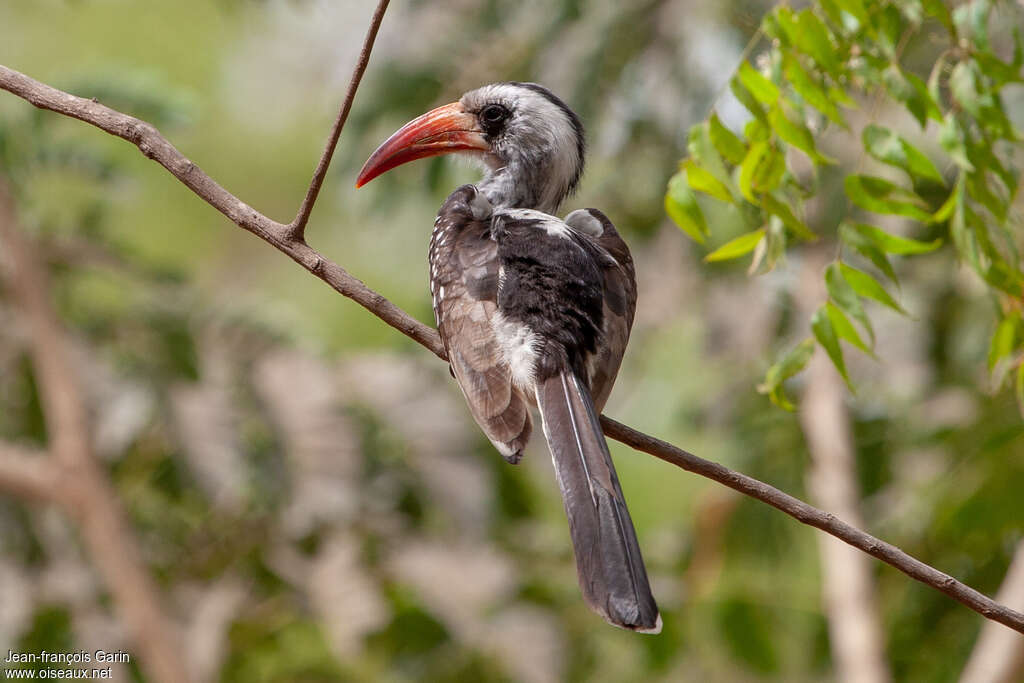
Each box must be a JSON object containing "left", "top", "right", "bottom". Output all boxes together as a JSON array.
[
  {"left": 1, "top": 53, "right": 1023, "bottom": 635},
  {"left": 0, "top": 179, "right": 192, "bottom": 683},
  {"left": 288, "top": 0, "right": 391, "bottom": 240},
  {"left": 0, "top": 62, "right": 444, "bottom": 359},
  {"left": 599, "top": 417, "right": 1024, "bottom": 634},
  {"left": 0, "top": 442, "right": 59, "bottom": 503}
]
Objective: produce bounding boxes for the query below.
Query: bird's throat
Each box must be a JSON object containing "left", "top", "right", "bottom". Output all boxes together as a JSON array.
[{"left": 478, "top": 162, "right": 564, "bottom": 214}]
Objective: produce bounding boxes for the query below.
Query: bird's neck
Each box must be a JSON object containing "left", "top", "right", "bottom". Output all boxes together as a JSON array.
[{"left": 478, "top": 160, "right": 566, "bottom": 214}]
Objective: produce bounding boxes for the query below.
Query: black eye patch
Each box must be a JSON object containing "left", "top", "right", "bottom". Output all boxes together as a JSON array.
[{"left": 478, "top": 104, "right": 510, "bottom": 136}]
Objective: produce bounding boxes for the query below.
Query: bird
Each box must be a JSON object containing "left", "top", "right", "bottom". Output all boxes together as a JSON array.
[{"left": 356, "top": 82, "right": 660, "bottom": 633}]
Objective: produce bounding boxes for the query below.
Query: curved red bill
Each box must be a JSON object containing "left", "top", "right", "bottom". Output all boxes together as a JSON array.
[{"left": 355, "top": 102, "right": 488, "bottom": 188}]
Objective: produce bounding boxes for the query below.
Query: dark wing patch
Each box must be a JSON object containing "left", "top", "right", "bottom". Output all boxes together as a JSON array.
[
  {"left": 431, "top": 186, "right": 532, "bottom": 462},
  {"left": 578, "top": 209, "right": 637, "bottom": 412},
  {"left": 492, "top": 212, "right": 605, "bottom": 380}
]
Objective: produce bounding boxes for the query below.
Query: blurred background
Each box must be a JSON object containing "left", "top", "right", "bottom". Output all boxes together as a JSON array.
[{"left": 1, "top": 1, "right": 1022, "bottom": 681}]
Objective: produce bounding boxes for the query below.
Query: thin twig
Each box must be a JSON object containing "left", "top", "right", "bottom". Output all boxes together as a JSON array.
[
  {"left": 288, "top": 0, "right": 392, "bottom": 240},
  {"left": 1, "top": 59, "right": 1023, "bottom": 635}
]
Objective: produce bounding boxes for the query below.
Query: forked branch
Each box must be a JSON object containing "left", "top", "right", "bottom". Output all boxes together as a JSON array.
[{"left": 0, "top": 0, "right": 1022, "bottom": 636}]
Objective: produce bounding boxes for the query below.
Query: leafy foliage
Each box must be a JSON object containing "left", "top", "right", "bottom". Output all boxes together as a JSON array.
[{"left": 667, "top": 0, "right": 1024, "bottom": 410}]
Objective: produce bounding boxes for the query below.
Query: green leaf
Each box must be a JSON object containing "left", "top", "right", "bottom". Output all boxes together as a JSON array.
[
  {"left": 966, "top": 170, "right": 1009, "bottom": 222},
  {"left": 1016, "top": 362, "right": 1024, "bottom": 417},
  {"left": 835, "top": 0, "right": 869, "bottom": 27},
  {"left": 817, "top": 0, "right": 846, "bottom": 32},
  {"left": 783, "top": 53, "right": 846, "bottom": 127},
  {"left": 685, "top": 161, "right": 733, "bottom": 202},
  {"left": 825, "top": 302, "right": 873, "bottom": 354},
  {"left": 738, "top": 143, "right": 767, "bottom": 203},
  {"left": 839, "top": 262, "right": 908, "bottom": 314},
  {"left": 764, "top": 215, "right": 786, "bottom": 271},
  {"left": 769, "top": 104, "right": 835, "bottom": 164},
  {"left": 847, "top": 222, "right": 942, "bottom": 254},
  {"left": 730, "top": 77, "right": 768, "bottom": 124},
  {"left": 932, "top": 187, "right": 959, "bottom": 223},
  {"left": 949, "top": 61, "right": 982, "bottom": 117},
  {"left": 883, "top": 65, "right": 941, "bottom": 128},
  {"left": 709, "top": 113, "right": 747, "bottom": 165},
  {"left": 988, "top": 312, "right": 1020, "bottom": 371},
  {"left": 666, "top": 172, "right": 708, "bottom": 244},
  {"left": 826, "top": 263, "right": 873, "bottom": 344},
  {"left": 772, "top": 6, "right": 803, "bottom": 49},
  {"left": 953, "top": 0, "right": 992, "bottom": 51},
  {"left": 739, "top": 143, "right": 786, "bottom": 203},
  {"left": 844, "top": 175, "right": 934, "bottom": 222},
  {"left": 873, "top": 5, "right": 905, "bottom": 57},
  {"left": 939, "top": 114, "right": 975, "bottom": 171},
  {"left": 744, "top": 119, "right": 771, "bottom": 143},
  {"left": 973, "top": 50, "right": 1024, "bottom": 88},
  {"left": 812, "top": 305, "right": 853, "bottom": 388},
  {"left": 840, "top": 222, "right": 898, "bottom": 283},
  {"left": 762, "top": 193, "right": 816, "bottom": 240},
  {"left": 759, "top": 338, "right": 815, "bottom": 410},
  {"left": 793, "top": 9, "right": 842, "bottom": 74},
  {"left": 862, "top": 125, "right": 945, "bottom": 185},
  {"left": 687, "top": 122, "right": 731, "bottom": 185},
  {"left": 705, "top": 229, "right": 766, "bottom": 262},
  {"left": 737, "top": 61, "right": 781, "bottom": 105},
  {"left": 950, "top": 185, "right": 982, "bottom": 272},
  {"left": 921, "top": 0, "right": 954, "bottom": 34}
]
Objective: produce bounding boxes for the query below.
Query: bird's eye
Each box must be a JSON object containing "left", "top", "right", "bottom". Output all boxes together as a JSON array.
[{"left": 480, "top": 104, "right": 509, "bottom": 126}]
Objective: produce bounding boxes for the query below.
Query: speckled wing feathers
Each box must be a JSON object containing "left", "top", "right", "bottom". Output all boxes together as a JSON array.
[{"left": 430, "top": 186, "right": 531, "bottom": 463}]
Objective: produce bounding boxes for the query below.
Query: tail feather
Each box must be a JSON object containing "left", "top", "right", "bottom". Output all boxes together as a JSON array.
[{"left": 535, "top": 371, "right": 660, "bottom": 633}]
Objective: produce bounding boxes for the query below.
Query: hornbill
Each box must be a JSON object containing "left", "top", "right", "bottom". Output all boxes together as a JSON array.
[{"left": 356, "top": 82, "right": 660, "bottom": 633}]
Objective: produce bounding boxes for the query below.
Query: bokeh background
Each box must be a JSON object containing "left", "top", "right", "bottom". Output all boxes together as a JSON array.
[{"left": 1, "top": 1, "right": 1022, "bottom": 681}]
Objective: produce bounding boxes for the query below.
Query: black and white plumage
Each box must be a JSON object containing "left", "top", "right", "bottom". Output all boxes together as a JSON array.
[{"left": 357, "top": 82, "right": 659, "bottom": 633}]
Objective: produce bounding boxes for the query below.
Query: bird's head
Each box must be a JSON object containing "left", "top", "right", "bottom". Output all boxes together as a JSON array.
[{"left": 356, "top": 82, "right": 585, "bottom": 213}]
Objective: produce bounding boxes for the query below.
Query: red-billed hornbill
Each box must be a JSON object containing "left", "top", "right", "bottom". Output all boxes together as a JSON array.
[{"left": 356, "top": 82, "right": 659, "bottom": 633}]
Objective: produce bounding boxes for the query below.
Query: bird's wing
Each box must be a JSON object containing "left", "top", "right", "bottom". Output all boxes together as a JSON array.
[
  {"left": 564, "top": 209, "right": 637, "bottom": 412},
  {"left": 431, "top": 186, "right": 532, "bottom": 463},
  {"left": 492, "top": 208, "right": 656, "bottom": 631}
]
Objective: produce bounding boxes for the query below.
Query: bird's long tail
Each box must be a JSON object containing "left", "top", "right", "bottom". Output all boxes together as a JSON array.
[{"left": 535, "top": 371, "right": 660, "bottom": 633}]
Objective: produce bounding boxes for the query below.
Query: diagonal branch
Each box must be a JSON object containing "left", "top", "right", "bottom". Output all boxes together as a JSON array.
[
  {"left": 1, "top": 55, "right": 1023, "bottom": 634},
  {"left": 0, "top": 63, "right": 443, "bottom": 358},
  {"left": 288, "top": 0, "right": 391, "bottom": 240}
]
